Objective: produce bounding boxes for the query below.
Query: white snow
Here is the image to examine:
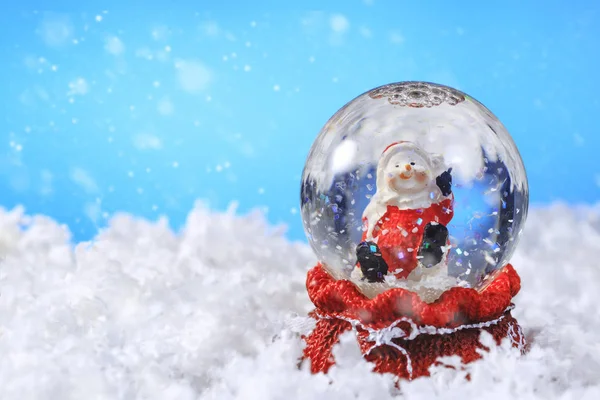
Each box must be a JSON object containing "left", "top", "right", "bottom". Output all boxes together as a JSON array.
[
  {"left": 69, "top": 167, "right": 99, "bottom": 194},
  {"left": 389, "top": 32, "right": 405, "bottom": 44},
  {"left": 105, "top": 36, "right": 125, "bottom": 56},
  {"left": 157, "top": 98, "right": 175, "bottom": 116},
  {"left": 38, "top": 12, "right": 74, "bottom": 47},
  {"left": 67, "top": 78, "right": 89, "bottom": 96},
  {"left": 175, "top": 59, "right": 212, "bottom": 93},
  {"left": 133, "top": 133, "right": 163, "bottom": 151},
  {"left": 330, "top": 15, "right": 350, "bottom": 34},
  {"left": 201, "top": 21, "right": 220, "bottom": 37},
  {"left": 359, "top": 27, "right": 373, "bottom": 38},
  {"left": 0, "top": 202, "right": 599, "bottom": 399},
  {"left": 349, "top": 251, "right": 458, "bottom": 303}
]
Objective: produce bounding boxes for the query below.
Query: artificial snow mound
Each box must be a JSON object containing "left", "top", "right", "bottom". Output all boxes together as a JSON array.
[{"left": 0, "top": 201, "right": 599, "bottom": 399}]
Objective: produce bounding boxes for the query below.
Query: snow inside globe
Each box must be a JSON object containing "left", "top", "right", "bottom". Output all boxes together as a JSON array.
[{"left": 300, "top": 81, "right": 528, "bottom": 302}]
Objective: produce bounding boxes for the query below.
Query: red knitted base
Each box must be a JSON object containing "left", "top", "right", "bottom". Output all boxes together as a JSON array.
[{"left": 301, "top": 263, "right": 526, "bottom": 380}]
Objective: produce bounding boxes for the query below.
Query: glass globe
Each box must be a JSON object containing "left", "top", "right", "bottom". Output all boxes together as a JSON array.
[{"left": 300, "top": 82, "right": 528, "bottom": 300}]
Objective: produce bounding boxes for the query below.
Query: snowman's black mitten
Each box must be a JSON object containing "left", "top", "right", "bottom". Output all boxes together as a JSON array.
[
  {"left": 418, "top": 223, "right": 449, "bottom": 268},
  {"left": 356, "top": 241, "right": 388, "bottom": 283},
  {"left": 436, "top": 168, "right": 453, "bottom": 196}
]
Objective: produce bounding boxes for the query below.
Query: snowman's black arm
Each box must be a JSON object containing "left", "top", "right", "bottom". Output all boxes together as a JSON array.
[{"left": 435, "top": 168, "right": 453, "bottom": 197}]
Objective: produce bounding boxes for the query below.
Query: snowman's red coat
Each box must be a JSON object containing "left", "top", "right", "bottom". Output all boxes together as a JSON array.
[{"left": 362, "top": 196, "right": 454, "bottom": 278}]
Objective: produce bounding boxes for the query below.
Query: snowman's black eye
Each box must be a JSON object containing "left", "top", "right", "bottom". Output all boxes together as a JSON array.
[
  {"left": 395, "top": 164, "right": 400, "bottom": 168},
  {"left": 410, "top": 162, "right": 415, "bottom": 166}
]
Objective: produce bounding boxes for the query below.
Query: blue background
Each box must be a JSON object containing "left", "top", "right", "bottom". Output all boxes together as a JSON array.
[{"left": 1, "top": 0, "right": 598, "bottom": 243}]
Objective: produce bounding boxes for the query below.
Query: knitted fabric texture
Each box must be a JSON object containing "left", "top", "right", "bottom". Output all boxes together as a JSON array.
[{"left": 302, "top": 263, "right": 526, "bottom": 380}]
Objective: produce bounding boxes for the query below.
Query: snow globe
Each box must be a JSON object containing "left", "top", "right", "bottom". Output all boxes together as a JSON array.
[{"left": 300, "top": 82, "right": 528, "bottom": 380}]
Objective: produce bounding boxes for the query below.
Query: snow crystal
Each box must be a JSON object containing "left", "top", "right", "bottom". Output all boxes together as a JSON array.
[
  {"left": 133, "top": 133, "right": 163, "bottom": 151},
  {"left": 329, "top": 15, "right": 350, "bottom": 34},
  {"left": 38, "top": 12, "right": 74, "bottom": 47},
  {"left": 67, "top": 77, "right": 89, "bottom": 96},
  {"left": 157, "top": 97, "right": 175, "bottom": 116},
  {"left": 104, "top": 36, "right": 125, "bottom": 55},
  {"left": 0, "top": 202, "right": 599, "bottom": 399},
  {"left": 174, "top": 59, "right": 212, "bottom": 93},
  {"left": 69, "top": 167, "right": 99, "bottom": 194},
  {"left": 389, "top": 32, "right": 405, "bottom": 44}
]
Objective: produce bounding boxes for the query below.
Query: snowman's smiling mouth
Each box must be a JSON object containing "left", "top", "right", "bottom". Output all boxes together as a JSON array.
[{"left": 399, "top": 172, "right": 412, "bottom": 180}]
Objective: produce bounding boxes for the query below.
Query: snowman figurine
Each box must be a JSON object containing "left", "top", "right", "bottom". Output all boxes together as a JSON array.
[{"left": 351, "top": 141, "right": 454, "bottom": 285}]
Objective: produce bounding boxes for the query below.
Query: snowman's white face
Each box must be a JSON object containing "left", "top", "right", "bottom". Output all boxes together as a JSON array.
[{"left": 384, "top": 151, "right": 433, "bottom": 194}]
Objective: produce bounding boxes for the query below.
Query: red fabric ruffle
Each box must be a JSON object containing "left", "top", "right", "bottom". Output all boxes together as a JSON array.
[{"left": 302, "top": 263, "right": 525, "bottom": 380}]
